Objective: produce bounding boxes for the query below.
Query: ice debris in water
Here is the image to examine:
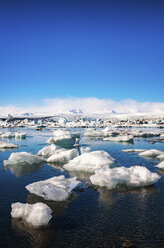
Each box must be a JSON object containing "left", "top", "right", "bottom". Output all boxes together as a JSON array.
[
  {"left": 0, "top": 141, "right": 18, "bottom": 149},
  {"left": 156, "top": 161, "right": 164, "bottom": 169},
  {"left": 47, "top": 148, "right": 79, "bottom": 163},
  {"left": 14, "top": 132, "right": 26, "bottom": 139},
  {"left": 80, "top": 147, "right": 91, "bottom": 154},
  {"left": 37, "top": 144, "right": 62, "bottom": 158},
  {"left": 63, "top": 151, "right": 115, "bottom": 173},
  {"left": 3, "top": 152, "right": 46, "bottom": 166},
  {"left": 47, "top": 129, "right": 76, "bottom": 148},
  {"left": 26, "top": 175, "right": 81, "bottom": 201},
  {"left": 103, "top": 135, "right": 134, "bottom": 143},
  {"left": 90, "top": 165, "right": 160, "bottom": 189},
  {"left": 122, "top": 149, "right": 146, "bottom": 153},
  {"left": 138, "top": 149, "right": 164, "bottom": 158},
  {"left": 157, "top": 154, "right": 164, "bottom": 161},
  {"left": 11, "top": 202, "right": 52, "bottom": 228}
]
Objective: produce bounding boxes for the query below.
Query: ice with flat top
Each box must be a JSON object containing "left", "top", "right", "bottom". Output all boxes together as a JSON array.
[
  {"left": 103, "top": 135, "right": 134, "bottom": 143},
  {"left": 90, "top": 165, "right": 160, "bottom": 189},
  {"left": 4, "top": 152, "right": 46, "bottom": 167},
  {"left": 0, "top": 141, "right": 18, "bottom": 149},
  {"left": 11, "top": 202, "right": 52, "bottom": 228},
  {"left": 26, "top": 175, "right": 81, "bottom": 201},
  {"left": 63, "top": 150, "right": 115, "bottom": 173},
  {"left": 139, "top": 149, "right": 164, "bottom": 158}
]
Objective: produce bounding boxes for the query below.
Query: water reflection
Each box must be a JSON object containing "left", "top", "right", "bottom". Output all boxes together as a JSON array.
[{"left": 4, "top": 163, "right": 44, "bottom": 177}]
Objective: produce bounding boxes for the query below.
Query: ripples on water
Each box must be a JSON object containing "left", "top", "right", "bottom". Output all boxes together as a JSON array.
[{"left": 0, "top": 127, "right": 164, "bottom": 248}]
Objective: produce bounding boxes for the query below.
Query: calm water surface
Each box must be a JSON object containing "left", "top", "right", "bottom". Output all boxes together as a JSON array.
[{"left": 0, "top": 127, "right": 164, "bottom": 248}]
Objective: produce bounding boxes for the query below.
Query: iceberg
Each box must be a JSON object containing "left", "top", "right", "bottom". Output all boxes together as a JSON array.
[
  {"left": 0, "top": 141, "right": 18, "bottom": 149},
  {"left": 156, "top": 161, "right": 164, "bottom": 169},
  {"left": 0, "top": 132, "right": 14, "bottom": 138},
  {"left": 90, "top": 165, "right": 160, "bottom": 189},
  {"left": 15, "top": 132, "right": 26, "bottom": 139},
  {"left": 37, "top": 144, "right": 62, "bottom": 158},
  {"left": 80, "top": 147, "right": 91, "bottom": 154},
  {"left": 122, "top": 149, "right": 145, "bottom": 153},
  {"left": 47, "top": 149, "right": 79, "bottom": 164},
  {"left": 47, "top": 130, "right": 76, "bottom": 148},
  {"left": 26, "top": 175, "right": 81, "bottom": 201},
  {"left": 63, "top": 151, "right": 115, "bottom": 173},
  {"left": 103, "top": 135, "right": 134, "bottom": 143},
  {"left": 4, "top": 152, "right": 46, "bottom": 167},
  {"left": 138, "top": 149, "right": 164, "bottom": 158},
  {"left": 11, "top": 202, "right": 52, "bottom": 228}
]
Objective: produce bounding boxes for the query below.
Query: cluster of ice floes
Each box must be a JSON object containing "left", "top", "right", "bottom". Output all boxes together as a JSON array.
[
  {"left": 4, "top": 152, "right": 46, "bottom": 167},
  {"left": 0, "top": 132, "right": 26, "bottom": 139},
  {"left": 64, "top": 151, "right": 115, "bottom": 173},
  {"left": 26, "top": 175, "right": 81, "bottom": 201},
  {"left": 90, "top": 165, "right": 161, "bottom": 189},
  {"left": 104, "top": 135, "right": 134, "bottom": 143},
  {"left": 47, "top": 129, "right": 76, "bottom": 148},
  {"left": 0, "top": 141, "right": 18, "bottom": 149},
  {"left": 11, "top": 202, "right": 52, "bottom": 228}
]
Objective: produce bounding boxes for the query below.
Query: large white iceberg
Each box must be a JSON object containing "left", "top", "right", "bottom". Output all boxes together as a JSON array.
[
  {"left": 90, "top": 165, "right": 160, "bottom": 189},
  {"left": 103, "top": 135, "right": 134, "bottom": 143},
  {"left": 4, "top": 152, "right": 46, "bottom": 167},
  {"left": 63, "top": 151, "right": 115, "bottom": 173},
  {"left": 47, "top": 149, "right": 79, "bottom": 163},
  {"left": 11, "top": 202, "right": 52, "bottom": 228},
  {"left": 47, "top": 134, "right": 75, "bottom": 148},
  {"left": 37, "top": 144, "right": 62, "bottom": 158},
  {"left": 26, "top": 175, "right": 81, "bottom": 201},
  {"left": 138, "top": 149, "right": 164, "bottom": 158},
  {"left": 0, "top": 141, "right": 18, "bottom": 149}
]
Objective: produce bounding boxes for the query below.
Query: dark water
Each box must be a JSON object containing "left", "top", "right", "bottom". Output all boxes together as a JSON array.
[{"left": 0, "top": 127, "right": 164, "bottom": 248}]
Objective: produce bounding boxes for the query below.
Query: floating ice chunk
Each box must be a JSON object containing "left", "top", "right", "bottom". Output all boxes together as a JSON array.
[
  {"left": 26, "top": 175, "right": 81, "bottom": 201},
  {"left": 0, "top": 141, "right": 18, "bottom": 149},
  {"left": 156, "top": 161, "right": 164, "bottom": 169},
  {"left": 90, "top": 165, "right": 160, "bottom": 189},
  {"left": 103, "top": 135, "right": 134, "bottom": 143},
  {"left": 103, "top": 127, "right": 119, "bottom": 137},
  {"left": 63, "top": 151, "right": 115, "bottom": 173},
  {"left": 15, "top": 132, "right": 26, "bottom": 139},
  {"left": 0, "top": 132, "right": 14, "bottom": 138},
  {"left": 47, "top": 149, "right": 79, "bottom": 163},
  {"left": 122, "top": 149, "right": 146, "bottom": 153},
  {"left": 53, "top": 129, "right": 71, "bottom": 137},
  {"left": 157, "top": 154, "right": 164, "bottom": 161},
  {"left": 47, "top": 136, "right": 75, "bottom": 148},
  {"left": 11, "top": 202, "right": 52, "bottom": 228},
  {"left": 4, "top": 152, "right": 46, "bottom": 167},
  {"left": 160, "top": 134, "right": 164, "bottom": 138},
  {"left": 84, "top": 129, "right": 103, "bottom": 138},
  {"left": 80, "top": 147, "right": 91, "bottom": 154},
  {"left": 37, "top": 144, "right": 62, "bottom": 158},
  {"left": 138, "top": 149, "right": 164, "bottom": 158}
]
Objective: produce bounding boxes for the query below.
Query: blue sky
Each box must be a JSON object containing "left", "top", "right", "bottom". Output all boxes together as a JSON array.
[{"left": 0, "top": 0, "right": 164, "bottom": 106}]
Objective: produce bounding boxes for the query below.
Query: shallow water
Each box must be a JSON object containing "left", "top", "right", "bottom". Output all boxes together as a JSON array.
[{"left": 0, "top": 127, "right": 164, "bottom": 248}]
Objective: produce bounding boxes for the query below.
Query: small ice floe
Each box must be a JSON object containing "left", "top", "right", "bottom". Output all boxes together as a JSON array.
[
  {"left": 47, "top": 149, "right": 79, "bottom": 164},
  {"left": 15, "top": 132, "right": 26, "bottom": 139},
  {"left": 0, "top": 132, "right": 14, "bottom": 138},
  {"left": 157, "top": 154, "right": 164, "bottom": 161},
  {"left": 0, "top": 141, "right": 18, "bottom": 149},
  {"left": 122, "top": 149, "right": 146, "bottom": 153},
  {"left": 4, "top": 152, "right": 46, "bottom": 167},
  {"left": 84, "top": 129, "right": 103, "bottom": 138},
  {"left": 90, "top": 165, "right": 160, "bottom": 189},
  {"left": 103, "top": 135, "right": 134, "bottom": 143},
  {"left": 80, "top": 147, "right": 91, "bottom": 154},
  {"left": 138, "top": 149, "right": 164, "bottom": 158},
  {"left": 156, "top": 161, "right": 164, "bottom": 169},
  {"left": 63, "top": 151, "right": 115, "bottom": 173},
  {"left": 103, "top": 127, "right": 119, "bottom": 137},
  {"left": 47, "top": 129, "right": 76, "bottom": 148},
  {"left": 26, "top": 175, "right": 81, "bottom": 201},
  {"left": 11, "top": 202, "right": 52, "bottom": 228},
  {"left": 37, "top": 144, "right": 62, "bottom": 158}
]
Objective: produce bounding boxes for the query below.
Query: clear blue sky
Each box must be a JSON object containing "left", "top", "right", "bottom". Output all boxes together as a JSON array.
[{"left": 0, "top": 0, "right": 164, "bottom": 106}]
